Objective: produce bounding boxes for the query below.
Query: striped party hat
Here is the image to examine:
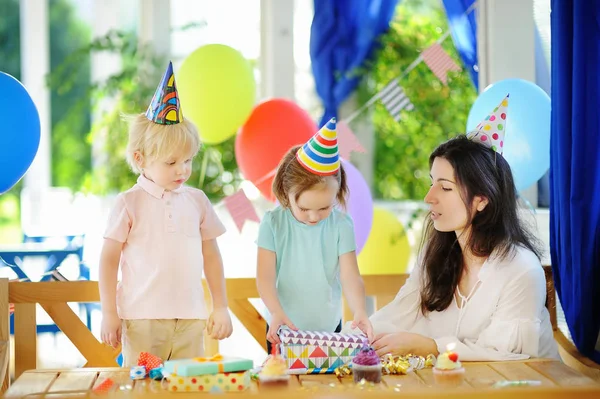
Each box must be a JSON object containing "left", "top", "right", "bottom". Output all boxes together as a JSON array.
[
  {"left": 296, "top": 117, "right": 340, "bottom": 176},
  {"left": 467, "top": 94, "right": 509, "bottom": 154},
  {"left": 145, "top": 61, "right": 182, "bottom": 125}
]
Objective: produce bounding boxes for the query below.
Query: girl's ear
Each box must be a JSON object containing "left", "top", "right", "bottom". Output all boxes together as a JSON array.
[{"left": 475, "top": 195, "right": 489, "bottom": 212}]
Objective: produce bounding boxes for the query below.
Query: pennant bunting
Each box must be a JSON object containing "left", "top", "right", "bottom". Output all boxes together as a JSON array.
[
  {"left": 223, "top": 190, "right": 260, "bottom": 233},
  {"left": 421, "top": 43, "right": 461, "bottom": 85},
  {"left": 337, "top": 121, "right": 366, "bottom": 159},
  {"left": 379, "top": 80, "right": 415, "bottom": 121}
]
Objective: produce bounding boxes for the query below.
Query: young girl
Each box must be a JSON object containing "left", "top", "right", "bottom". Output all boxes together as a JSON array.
[
  {"left": 256, "top": 118, "right": 373, "bottom": 353},
  {"left": 99, "top": 62, "right": 233, "bottom": 366},
  {"left": 355, "top": 96, "right": 559, "bottom": 360}
]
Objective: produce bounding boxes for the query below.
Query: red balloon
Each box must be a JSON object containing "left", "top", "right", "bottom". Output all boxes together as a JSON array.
[{"left": 235, "top": 99, "right": 316, "bottom": 201}]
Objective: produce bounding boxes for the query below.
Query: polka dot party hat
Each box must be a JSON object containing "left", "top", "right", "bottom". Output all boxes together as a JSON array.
[
  {"left": 145, "top": 61, "right": 182, "bottom": 125},
  {"left": 296, "top": 117, "right": 340, "bottom": 176},
  {"left": 467, "top": 94, "right": 509, "bottom": 154}
]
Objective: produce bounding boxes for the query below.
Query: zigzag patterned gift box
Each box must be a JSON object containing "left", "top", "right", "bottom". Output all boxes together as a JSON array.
[{"left": 278, "top": 329, "right": 368, "bottom": 374}]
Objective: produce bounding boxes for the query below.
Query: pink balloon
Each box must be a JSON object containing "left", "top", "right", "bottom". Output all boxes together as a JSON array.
[{"left": 342, "top": 160, "right": 373, "bottom": 254}]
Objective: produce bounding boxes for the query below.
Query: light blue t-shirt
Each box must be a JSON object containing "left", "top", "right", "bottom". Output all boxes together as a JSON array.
[{"left": 257, "top": 206, "right": 356, "bottom": 332}]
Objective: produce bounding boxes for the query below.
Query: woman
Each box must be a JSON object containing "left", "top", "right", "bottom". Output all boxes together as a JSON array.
[{"left": 356, "top": 131, "right": 559, "bottom": 361}]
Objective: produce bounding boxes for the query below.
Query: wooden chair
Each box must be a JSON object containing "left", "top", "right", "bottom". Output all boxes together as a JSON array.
[
  {"left": 542, "top": 266, "right": 600, "bottom": 381},
  {"left": 0, "top": 278, "right": 10, "bottom": 394}
]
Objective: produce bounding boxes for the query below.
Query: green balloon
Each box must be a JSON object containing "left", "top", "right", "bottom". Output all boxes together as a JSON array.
[{"left": 178, "top": 44, "right": 256, "bottom": 144}]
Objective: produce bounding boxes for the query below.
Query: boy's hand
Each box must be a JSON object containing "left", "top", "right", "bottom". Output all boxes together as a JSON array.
[
  {"left": 267, "top": 311, "right": 297, "bottom": 345},
  {"left": 351, "top": 311, "right": 374, "bottom": 343},
  {"left": 101, "top": 312, "right": 122, "bottom": 349},
  {"left": 207, "top": 307, "right": 233, "bottom": 340}
]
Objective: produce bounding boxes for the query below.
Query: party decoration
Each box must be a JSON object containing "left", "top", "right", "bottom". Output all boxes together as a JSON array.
[
  {"left": 223, "top": 189, "right": 260, "bottom": 233},
  {"left": 178, "top": 44, "right": 256, "bottom": 144},
  {"left": 0, "top": 72, "right": 40, "bottom": 194},
  {"left": 145, "top": 61, "right": 181, "bottom": 125},
  {"left": 337, "top": 121, "right": 366, "bottom": 159},
  {"left": 341, "top": 160, "right": 373, "bottom": 255},
  {"left": 358, "top": 207, "right": 410, "bottom": 274},
  {"left": 296, "top": 117, "right": 340, "bottom": 176},
  {"left": 235, "top": 99, "right": 316, "bottom": 201},
  {"left": 467, "top": 79, "right": 550, "bottom": 192},
  {"left": 467, "top": 94, "right": 509, "bottom": 154}
]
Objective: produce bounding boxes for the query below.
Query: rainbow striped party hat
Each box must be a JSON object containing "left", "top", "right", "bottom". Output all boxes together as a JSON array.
[
  {"left": 296, "top": 117, "right": 340, "bottom": 176},
  {"left": 467, "top": 94, "right": 509, "bottom": 154},
  {"left": 145, "top": 61, "right": 182, "bottom": 125}
]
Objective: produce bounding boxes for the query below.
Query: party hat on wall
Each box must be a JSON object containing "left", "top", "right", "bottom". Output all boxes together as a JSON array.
[
  {"left": 466, "top": 94, "right": 509, "bottom": 154},
  {"left": 296, "top": 117, "right": 340, "bottom": 176},
  {"left": 145, "top": 61, "right": 182, "bottom": 125}
]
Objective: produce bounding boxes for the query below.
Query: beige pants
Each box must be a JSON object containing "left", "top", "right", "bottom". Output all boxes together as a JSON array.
[{"left": 121, "top": 319, "right": 206, "bottom": 367}]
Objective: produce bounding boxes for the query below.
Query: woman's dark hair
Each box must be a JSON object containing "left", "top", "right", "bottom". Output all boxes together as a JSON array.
[{"left": 419, "top": 135, "right": 541, "bottom": 315}]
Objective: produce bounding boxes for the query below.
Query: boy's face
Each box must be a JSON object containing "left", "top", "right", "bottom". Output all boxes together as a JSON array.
[{"left": 138, "top": 150, "right": 194, "bottom": 191}]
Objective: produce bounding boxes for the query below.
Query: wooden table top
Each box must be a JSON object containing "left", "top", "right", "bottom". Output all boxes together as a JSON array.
[{"left": 4, "top": 359, "right": 600, "bottom": 398}]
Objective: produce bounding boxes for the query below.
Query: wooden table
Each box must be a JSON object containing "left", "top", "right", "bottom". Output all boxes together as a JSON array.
[{"left": 4, "top": 359, "right": 600, "bottom": 398}]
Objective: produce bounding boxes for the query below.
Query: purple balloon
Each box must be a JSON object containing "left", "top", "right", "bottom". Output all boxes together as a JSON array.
[{"left": 341, "top": 160, "right": 373, "bottom": 254}]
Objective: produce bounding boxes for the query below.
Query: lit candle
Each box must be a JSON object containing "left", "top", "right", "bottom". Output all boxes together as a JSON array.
[{"left": 446, "top": 343, "right": 456, "bottom": 352}]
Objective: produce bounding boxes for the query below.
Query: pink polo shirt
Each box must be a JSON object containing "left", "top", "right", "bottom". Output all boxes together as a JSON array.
[{"left": 103, "top": 175, "right": 226, "bottom": 320}]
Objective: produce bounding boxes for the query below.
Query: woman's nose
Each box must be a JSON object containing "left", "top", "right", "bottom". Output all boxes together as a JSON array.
[{"left": 424, "top": 186, "right": 436, "bottom": 204}]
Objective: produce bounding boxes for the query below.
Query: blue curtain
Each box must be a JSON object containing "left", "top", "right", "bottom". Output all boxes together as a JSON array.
[
  {"left": 440, "top": 0, "right": 478, "bottom": 90},
  {"left": 310, "top": 0, "right": 399, "bottom": 126},
  {"left": 550, "top": 0, "right": 600, "bottom": 363}
]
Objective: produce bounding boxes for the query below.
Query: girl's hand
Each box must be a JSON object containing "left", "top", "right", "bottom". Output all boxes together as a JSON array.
[
  {"left": 371, "top": 332, "right": 438, "bottom": 357},
  {"left": 351, "top": 312, "right": 374, "bottom": 342},
  {"left": 267, "top": 312, "right": 297, "bottom": 345},
  {"left": 207, "top": 307, "right": 233, "bottom": 340},
  {"left": 101, "top": 312, "right": 122, "bottom": 349}
]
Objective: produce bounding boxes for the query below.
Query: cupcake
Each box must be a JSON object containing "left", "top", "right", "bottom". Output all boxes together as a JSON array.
[
  {"left": 432, "top": 350, "right": 465, "bottom": 387},
  {"left": 351, "top": 346, "right": 382, "bottom": 383},
  {"left": 258, "top": 353, "right": 290, "bottom": 388}
]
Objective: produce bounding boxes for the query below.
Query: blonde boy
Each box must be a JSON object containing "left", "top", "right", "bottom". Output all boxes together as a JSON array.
[{"left": 99, "top": 62, "right": 232, "bottom": 367}]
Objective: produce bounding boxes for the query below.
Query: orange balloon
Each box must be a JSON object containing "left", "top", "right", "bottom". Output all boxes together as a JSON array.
[{"left": 235, "top": 99, "right": 316, "bottom": 201}]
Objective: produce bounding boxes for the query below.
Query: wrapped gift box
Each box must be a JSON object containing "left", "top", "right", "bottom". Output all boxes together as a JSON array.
[
  {"left": 278, "top": 329, "right": 368, "bottom": 374},
  {"left": 166, "top": 371, "right": 251, "bottom": 393},
  {"left": 163, "top": 355, "right": 253, "bottom": 377}
]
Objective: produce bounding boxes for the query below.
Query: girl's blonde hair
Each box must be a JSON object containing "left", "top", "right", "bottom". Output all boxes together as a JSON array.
[
  {"left": 272, "top": 145, "right": 348, "bottom": 209},
  {"left": 125, "top": 113, "right": 201, "bottom": 173}
]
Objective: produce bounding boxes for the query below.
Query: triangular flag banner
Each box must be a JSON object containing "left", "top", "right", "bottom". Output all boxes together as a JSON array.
[
  {"left": 337, "top": 121, "right": 366, "bottom": 159},
  {"left": 145, "top": 61, "right": 182, "bottom": 125},
  {"left": 421, "top": 43, "right": 461, "bottom": 85},
  {"left": 223, "top": 190, "right": 260, "bottom": 233},
  {"left": 379, "top": 80, "right": 415, "bottom": 122},
  {"left": 296, "top": 117, "right": 340, "bottom": 176},
  {"left": 467, "top": 94, "right": 509, "bottom": 155}
]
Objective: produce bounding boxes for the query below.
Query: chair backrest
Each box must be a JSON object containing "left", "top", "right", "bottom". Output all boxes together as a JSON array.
[
  {"left": 542, "top": 265, "right": 600, "bottom": 381},
  {"left": 542, "top": 265, "right": 558, "bottom": 331},
  {"left": 0, "top": 278, "right": 9, "bottom": 393}
]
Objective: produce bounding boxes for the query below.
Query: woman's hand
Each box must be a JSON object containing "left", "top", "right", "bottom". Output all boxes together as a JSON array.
[{"left": 371, "top": 332, "right": 439, "bottom": 357}]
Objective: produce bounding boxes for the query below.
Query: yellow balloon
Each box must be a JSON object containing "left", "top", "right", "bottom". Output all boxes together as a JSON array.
[
  {"left": 178, "top": 44, "right": 256, "bottom": 145},
  {"left": 358, "top": 207, "right": 411, "bottom": 274}
]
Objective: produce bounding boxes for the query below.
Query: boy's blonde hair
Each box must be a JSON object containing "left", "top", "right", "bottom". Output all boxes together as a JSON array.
[{"left": 125, "top": 113, "right": 201, "bottom": 174}]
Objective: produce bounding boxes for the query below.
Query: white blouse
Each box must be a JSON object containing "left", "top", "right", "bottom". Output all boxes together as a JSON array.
[{"left": 354, "top": 245, "right": 560, "bottom": 361}]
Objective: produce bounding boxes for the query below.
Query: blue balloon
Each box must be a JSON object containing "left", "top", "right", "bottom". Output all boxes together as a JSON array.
[
  {"left": 0, "top": 72, "right": 40, "bottom": 194},
  {"left": 466, "top": 78, "right": 550, "bottom": 192}
]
